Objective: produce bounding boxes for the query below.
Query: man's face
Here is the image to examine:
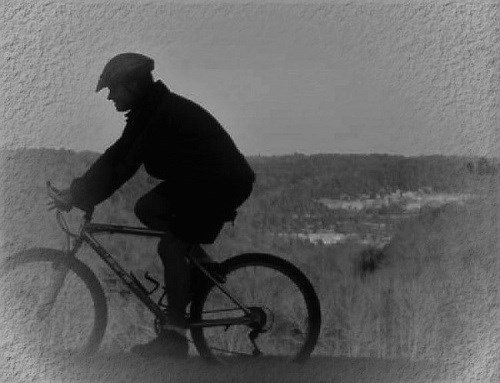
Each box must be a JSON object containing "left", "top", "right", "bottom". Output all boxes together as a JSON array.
[{"left": 107, "top": 83, "right": 138, "bottom": 112}]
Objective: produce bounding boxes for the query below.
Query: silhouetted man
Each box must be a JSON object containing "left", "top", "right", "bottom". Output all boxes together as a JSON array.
[{"left": 54, "top": 53, "right": 255, "bottom": 358}]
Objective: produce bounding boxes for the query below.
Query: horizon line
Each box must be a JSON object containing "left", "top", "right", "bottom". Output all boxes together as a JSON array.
[{"left": 0, "top": 146, "right": 497, "bottom": 160}]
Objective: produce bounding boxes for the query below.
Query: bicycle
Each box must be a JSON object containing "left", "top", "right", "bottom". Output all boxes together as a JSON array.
[{"left": 0, "top": 182, "right": 321, "bottom": 364}]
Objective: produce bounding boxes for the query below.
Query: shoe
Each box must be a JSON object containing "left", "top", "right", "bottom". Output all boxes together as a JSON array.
[{"left": 130, "top": 330, "right": 188, "bottom": 359}]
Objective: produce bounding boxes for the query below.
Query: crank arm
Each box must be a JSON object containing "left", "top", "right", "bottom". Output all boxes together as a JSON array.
[{"left": 189, "top": 316, "right": 253, "bottom": 329}]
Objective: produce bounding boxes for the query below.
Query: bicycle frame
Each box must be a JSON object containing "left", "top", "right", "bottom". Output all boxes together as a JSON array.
[{"left": 68, "top": 220, "right": 253, "bottom": 329}]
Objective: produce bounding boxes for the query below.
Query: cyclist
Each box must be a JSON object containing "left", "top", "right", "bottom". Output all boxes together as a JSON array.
[{"left": 52, "top": 52, "right": 255, "bottom": 358}]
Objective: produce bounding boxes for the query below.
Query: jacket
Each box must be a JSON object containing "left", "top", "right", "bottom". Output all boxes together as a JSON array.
[{"left": 70, "top": 81, "right": 255, "bottom": 211}]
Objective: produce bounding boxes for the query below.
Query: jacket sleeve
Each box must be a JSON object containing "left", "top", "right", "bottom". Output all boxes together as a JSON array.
[{"left": 70, "top": 133, "right": 142, "bottom": 211}]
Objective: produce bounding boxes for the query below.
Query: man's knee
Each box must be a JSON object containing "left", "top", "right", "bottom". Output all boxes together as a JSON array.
[{"left": 134, "top": 192, "right": 171, "bottom": 229}]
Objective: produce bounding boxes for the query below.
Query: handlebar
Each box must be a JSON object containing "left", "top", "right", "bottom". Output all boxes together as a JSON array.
[
  {"left": 47, "top": 181, "right": 94, "bottom": 237},
  {"left": 46, "top": 181, "right": 62, "bottom": 202}
]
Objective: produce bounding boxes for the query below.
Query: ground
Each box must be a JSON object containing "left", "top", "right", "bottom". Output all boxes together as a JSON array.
[{"left": 0, "top": 352, "right": 455, "bottom": 383}]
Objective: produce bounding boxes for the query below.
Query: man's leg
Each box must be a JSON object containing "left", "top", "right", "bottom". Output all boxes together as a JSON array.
[
  {"left": 134, "top": 185, "right": 171, "bottom": 232},
  {"left": 132, "top": 186, "right": 190, "bottom": 357},
  {"left": 135, "top": 188, "right": 192, "bottom": 318},
  {"left": 157, "top": 232, "right": 191, "bottom": 330}
]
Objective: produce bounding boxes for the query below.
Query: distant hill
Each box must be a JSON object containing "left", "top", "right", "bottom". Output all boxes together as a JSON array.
[
  {"left": 248, "top": 152, "right": 496, "bottom": 197},
  {"left": 0, "top": 148, "right": 496, "bottom": 253}
]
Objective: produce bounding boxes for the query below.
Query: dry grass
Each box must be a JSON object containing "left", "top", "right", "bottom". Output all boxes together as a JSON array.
[
  {"left": 312, "top": 185, "right": 499, "bottom": 380},
  {"left": 92, "top": 187, "right": 498, "bottom": 380}
]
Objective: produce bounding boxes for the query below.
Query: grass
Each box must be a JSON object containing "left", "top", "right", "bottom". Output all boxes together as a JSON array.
[
  {"left": 309, "top": 187, "right": 499, "bottom": 379},
  {"left": 29, "top": 194, "right": 499, "bottom": 367},
  {"left": 92, "top": 187, "right": 497, "bottom": 378}
]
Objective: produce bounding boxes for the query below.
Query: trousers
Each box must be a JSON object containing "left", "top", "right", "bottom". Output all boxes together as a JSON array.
[{"left": 133, "top": 180, "right": 252, "bottom": 314}]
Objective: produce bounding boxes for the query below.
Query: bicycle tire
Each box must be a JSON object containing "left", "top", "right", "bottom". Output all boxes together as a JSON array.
[
  {"left": 190, "top": 253, "right": 321, "bottom": 363},
  {"left": 0, "top": 247, "right": 108, "bottom": 357}
]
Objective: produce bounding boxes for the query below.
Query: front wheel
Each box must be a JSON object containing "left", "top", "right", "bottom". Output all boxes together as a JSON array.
[
  {"left": 190, "top": 253, "right": 321, "bottom": 363},
  {"left": 0, "top": 248, "right": 108, "bottom": 359}
]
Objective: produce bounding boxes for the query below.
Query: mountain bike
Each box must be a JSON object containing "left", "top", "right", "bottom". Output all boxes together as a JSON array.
[{"left": 0, "top": 182, "right": 321, "bottom": 364}]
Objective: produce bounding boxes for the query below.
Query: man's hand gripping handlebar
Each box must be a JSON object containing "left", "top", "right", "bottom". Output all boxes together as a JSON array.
[{"left": 46, "top": 181, "right": 94, "bottom": 226}]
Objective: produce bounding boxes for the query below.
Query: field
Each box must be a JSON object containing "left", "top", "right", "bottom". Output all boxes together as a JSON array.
[{"left": 0, "top": 149, "right": 498, "bottom": 382}]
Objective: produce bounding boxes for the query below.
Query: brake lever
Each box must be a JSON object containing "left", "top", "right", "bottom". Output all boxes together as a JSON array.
[
  {"left": 46, "top": 181, "right": 61, "bottom": 199},
  {"left": 46, "top": 181, "right": 72, "bottom": 212},
  {"left": 47, "top": 180, "right": 93, "bottom": 225}
]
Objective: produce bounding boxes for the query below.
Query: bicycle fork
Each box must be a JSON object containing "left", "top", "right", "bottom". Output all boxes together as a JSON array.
[
  {"left": 36, "top": 239, "right": 81, "bottom": 321},
  {"left": 36, "top": 260, "right": 69, "bottom": 320}
]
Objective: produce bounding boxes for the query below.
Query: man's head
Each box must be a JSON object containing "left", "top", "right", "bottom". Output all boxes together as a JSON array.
[{"left": 96, "top": 53, "right": 155, "bottom": 111}]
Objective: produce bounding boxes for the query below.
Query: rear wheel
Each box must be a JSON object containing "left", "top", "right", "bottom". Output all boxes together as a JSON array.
[
  {"left": 190, "top": 253, "right": 321, "bottom": 363},
  {"left": 0, "top": 248, "right": 108, "bottom": 359}
]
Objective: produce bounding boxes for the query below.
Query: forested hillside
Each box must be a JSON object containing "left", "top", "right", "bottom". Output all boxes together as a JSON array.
[
  {"left": 1, "top": 147, "right": 496, "bottom": 276},
  {"left": 244, "top": 152, "right": 496, "bottom": 236},
  {"left": 1, "top": 149, "right": 495, "bottom": 241},
  {"left": 1, "top": 148, "right": 496, "bottom": 247}
]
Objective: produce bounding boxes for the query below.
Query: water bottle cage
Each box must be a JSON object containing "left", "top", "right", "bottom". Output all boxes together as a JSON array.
[
  {"left": 143, "top": 272, "right": 160, "bottom": 294},
  {"left": 157, "top": 289, "right": 168, "bottom": 309},
  {"left": 129, "top": 272, "right": 156, "bottom": 294},
  {"left": 142, "top": 272, "right": 169, "bottom": 308}
]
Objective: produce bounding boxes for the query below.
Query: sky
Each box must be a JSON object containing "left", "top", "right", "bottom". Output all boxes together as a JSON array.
[
  {"left": 103, "top": 39, "right": 413, "bottom": 157},
  {"left": 1, "top": 1, "right": 497, "bottom": 157}
]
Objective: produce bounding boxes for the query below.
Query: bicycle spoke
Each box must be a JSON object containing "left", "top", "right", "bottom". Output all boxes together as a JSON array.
[
  {"left": 191, "top": 258, "right": 317, "bottom": 362},
  {"left": 251, "top": 266, "right": 256, "bottom": 302}
]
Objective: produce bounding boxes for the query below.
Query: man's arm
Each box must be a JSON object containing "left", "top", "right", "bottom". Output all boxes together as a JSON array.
[{"left": 70, "top": 135, "right": 142, "bottom": 211}]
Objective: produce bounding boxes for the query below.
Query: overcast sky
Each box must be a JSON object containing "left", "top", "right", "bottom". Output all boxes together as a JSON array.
[
  {"left": 109, "top": 38, "right": 411, "bottom": 156},
  {"left": 1, "top": 1, "right": 496, "bottom": 157}
]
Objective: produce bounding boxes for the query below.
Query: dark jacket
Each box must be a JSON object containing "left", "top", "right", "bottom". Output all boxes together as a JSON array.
[{"left": 70, "top": 81, "right": 255, "bottom": 211}]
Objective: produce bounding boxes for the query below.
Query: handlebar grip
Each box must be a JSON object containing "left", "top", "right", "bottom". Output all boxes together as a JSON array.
[{"left": 47, "top": 180, "right": 94, "bottom": 222}]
